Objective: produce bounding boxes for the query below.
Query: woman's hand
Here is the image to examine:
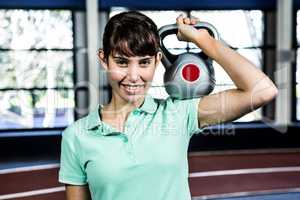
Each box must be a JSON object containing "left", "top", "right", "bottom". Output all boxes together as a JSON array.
[
  {"left": 176, "top": 15, "right": 212, "bottom": 43},
  {"left": 176, "top": 14, "right": 216, "bottom": 56}
]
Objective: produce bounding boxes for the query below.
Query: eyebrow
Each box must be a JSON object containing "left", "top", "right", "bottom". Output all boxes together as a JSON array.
[
  {"left": 140, "top": 57, "right": 153, "bottom": 61},
  {"left": 112, "top": 56, "right": 153, "bottom": 61},
  {"left": 112, "top": 56, "right": 126, "bottom": 59}
]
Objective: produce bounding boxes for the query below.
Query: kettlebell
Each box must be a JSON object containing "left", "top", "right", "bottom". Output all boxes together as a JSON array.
[{"left": 158, "top": 22, "right": 220, "bottom": 99}]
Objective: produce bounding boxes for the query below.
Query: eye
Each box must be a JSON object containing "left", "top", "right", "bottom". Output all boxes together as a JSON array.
[
  {"left": 115, "top": 60, "right": 128, "bottom": 67},
  {"left": 139, "top": 59, "right": 152, "bottom": 67}
]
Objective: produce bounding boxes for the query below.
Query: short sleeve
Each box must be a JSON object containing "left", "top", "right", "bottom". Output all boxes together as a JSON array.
[
  {"left": 58, "top": 126, "right": 87, "bottom": 185},
  {"left": 171, "top": 97, "right": 206, "bottom": 138},
  {"left": 186, "top": 98, "right": 206, "bottom": 137}
]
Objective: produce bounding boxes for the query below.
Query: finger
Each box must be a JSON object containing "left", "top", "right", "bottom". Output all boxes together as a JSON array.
[
  {"left": 190, "top": 18, "right": 197, "bottom": 25},
  {"left": 183, "top": 17, "right": 191, "bottom": 24},
  {"left": 176, "top": 14, "right": 184, "bottom": 25}
]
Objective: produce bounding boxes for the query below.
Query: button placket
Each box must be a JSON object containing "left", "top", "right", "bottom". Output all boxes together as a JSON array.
[
  {"left": 123, "top": 136, "right": 137, "bottom": 164},
  {"left": 124, "top": 109, "right": 138, "bottom": 133},
  {"left": 120, "top": 134, "right": 128, "bottom": 143},
  {"left": 123, "top": 110, "right": 139, "bottom": 164}
]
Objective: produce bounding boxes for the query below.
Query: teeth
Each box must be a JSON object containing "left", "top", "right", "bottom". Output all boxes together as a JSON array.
[
  {"left": 125, "top": 85, "right": 142, "bottom": 89},
  {"left": 121, "top": 84, "right": 144, "bottom": 92},
  {"left": 124, "top": 84, "right": 144, "bottom": 87},
  {"left": 122, "top": 84, "right": 144, "bottom": 87}
]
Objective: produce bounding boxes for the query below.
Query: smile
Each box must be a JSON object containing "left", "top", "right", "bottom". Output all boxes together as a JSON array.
[{"left": 120, "top": 83, "right": 145, "bottom": 93}]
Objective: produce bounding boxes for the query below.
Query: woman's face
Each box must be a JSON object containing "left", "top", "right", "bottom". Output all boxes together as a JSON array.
[{"left": 99, "top": 51, "right": 161, "bottom": 103}]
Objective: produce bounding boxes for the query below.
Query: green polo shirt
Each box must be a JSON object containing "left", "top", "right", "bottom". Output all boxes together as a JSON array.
[{"left": 59, "top": 95, "right": 204, "bottom": 200}]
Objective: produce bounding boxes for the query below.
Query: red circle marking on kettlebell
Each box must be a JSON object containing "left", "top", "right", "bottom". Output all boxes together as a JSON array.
[{"left": 181, "top": 64, "right": 201, "bottom": 82}]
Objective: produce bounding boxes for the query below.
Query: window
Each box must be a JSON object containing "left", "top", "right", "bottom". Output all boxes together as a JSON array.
[
  {"left": 139, "top": 10, "right": 264, "bottom": 122},
  {"left": 0, "top": 9, "right": 74, "bottom": 130},
  {"left": 296, "top": 11, "right": 300, "bottom": 120}
]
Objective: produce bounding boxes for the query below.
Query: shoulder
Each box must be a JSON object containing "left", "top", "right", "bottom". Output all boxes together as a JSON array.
[
  {"left": 154, "top": 96, "right": 200, "bottom": 111},
  {"left": 61, "top": 115, "right": 90, "bottom": 141}
]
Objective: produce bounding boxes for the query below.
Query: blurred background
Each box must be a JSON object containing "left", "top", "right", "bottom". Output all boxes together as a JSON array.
[{"left": 0, "top": 0, "right": 300, "bottom": 200}]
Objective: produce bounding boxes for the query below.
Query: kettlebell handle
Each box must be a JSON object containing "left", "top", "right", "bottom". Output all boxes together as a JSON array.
[{"left": 158, "top": 22, "right": 220, "bottom": 68}]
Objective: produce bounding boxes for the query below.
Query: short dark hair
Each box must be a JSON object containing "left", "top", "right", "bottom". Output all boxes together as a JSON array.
[{"left": 102, "top": 11, "right": 160, "bottom": 60}]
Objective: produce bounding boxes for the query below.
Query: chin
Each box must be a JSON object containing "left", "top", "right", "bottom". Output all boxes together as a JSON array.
[
  {"left": 123, "top": 93, "right": 145, "bottom": 103},
  {"left": 119, "top": 85, "right": 149, "bottom": 102}
]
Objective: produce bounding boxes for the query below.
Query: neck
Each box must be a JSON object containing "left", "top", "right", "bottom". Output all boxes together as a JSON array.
[{"left": 103, "top": 92, "right": 145, "bottom": 120}]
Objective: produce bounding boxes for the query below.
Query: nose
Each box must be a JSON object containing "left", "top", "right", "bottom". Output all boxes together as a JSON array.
[{"left": 127, "top": 65, "right": 139, "bottom": 82}]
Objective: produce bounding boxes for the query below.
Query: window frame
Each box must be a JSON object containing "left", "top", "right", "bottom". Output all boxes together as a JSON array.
[
  {"left": 293, "top": 9, "right": 299, "bottom": 122},
  {"left": 0, "top": 8, "right": 77, "bottom": 133}
]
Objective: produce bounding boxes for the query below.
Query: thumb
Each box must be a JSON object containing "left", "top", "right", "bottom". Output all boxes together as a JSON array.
[{"left": 176, "top": 14, "right": 184, "bottom": 26}]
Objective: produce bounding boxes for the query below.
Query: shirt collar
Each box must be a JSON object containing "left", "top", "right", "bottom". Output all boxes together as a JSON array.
[{"left": 86, "top": 94, "right": 157, "bottom": 131}]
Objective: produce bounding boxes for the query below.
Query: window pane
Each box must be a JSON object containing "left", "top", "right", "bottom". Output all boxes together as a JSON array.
[
  {"left": 163, "top": 35, "right": 188, "bottom": 51},
  {"left": 297, "top": 12, "right": 300, "bottom": 45},
  {"left": 0, "top": 89, "right": 74, "bottom": 129},
  {"left": 140, "top": 11, "right": 186, "bottom": 28},
  {"left": 297, "top": 84, "right": 300, "bottom": 120},
  {"left": 237, "top": 108, "right": 263, "bottom": 122},
  {"left": 0, "top": 51, "right": 74, "bottom": 89},
  {"left": 296, "top": 48, "right": 300, "bottom": 120},
  {"left": 296, "top": 10, "right": 300, "bottom": 120},
  {"left": 0, "top": 9, "right": 73, "bottom": 49},
  {"left": 109, "top": 7, "right": 129, "bottom": 18},
  {"left": 191, "top": 10, "right": 263, "bottom": 48},
  {"left": 237, "top": 49, "right": 262, "bottom": 68},
  {"left": 0, "top": 9, "right": 75, "bottom": 131}
]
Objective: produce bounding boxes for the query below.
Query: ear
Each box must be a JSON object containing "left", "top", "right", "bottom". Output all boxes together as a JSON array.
[
  {"left": 155, "top": 51, "right": 162, "bottom": 66},
  {"left": 98, "top": 49, "right": 108, "bottom": 70}
]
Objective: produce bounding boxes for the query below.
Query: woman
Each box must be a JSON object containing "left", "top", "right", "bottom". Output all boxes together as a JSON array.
[{"left": 59, "top": 11, "right": 278, "bottom": 200}]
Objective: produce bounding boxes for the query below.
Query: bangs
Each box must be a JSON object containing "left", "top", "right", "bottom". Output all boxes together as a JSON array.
[
  {"left": 102, "top": 11, "right": 160, "bottom": 59},
  {"left": 109, "top": 26, "right": 159, "bottom": 57}
]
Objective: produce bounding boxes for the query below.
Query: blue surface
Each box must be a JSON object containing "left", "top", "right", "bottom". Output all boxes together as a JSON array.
[
  {"left": 0, "top": 0, "right": 278, "bottom": 10},
  {"left": 0, "top": 160, "right": 59, "bottom": 170},
  {"left": 211, "top": 192, "right": 300, "bottom": 200}
]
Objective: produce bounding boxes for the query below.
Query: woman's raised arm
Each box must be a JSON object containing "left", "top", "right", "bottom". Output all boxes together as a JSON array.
[{"left": 176, "top": 15, "right": 278, "bottom": 128}]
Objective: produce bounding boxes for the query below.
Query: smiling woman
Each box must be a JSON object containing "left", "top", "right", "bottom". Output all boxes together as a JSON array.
[
  {"left": 58, "top": 10, "right": 277, "bottom": 200},
  {"left": 97, "top": 11, "right": 162, "bottom": 107}
]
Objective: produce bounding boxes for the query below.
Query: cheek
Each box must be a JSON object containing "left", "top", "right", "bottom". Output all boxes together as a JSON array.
[
  {"left": 142, "top": 68, "right": 156, "bottom": 81},
  {"left": 107, "top": 68, "right": 127, "bottom": 82},
  {"left": 106, "top": 65, "right": 156, "bottom": 83}
]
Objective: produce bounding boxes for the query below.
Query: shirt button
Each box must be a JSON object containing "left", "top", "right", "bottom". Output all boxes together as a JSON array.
[
  {"left": 121, "top": 135, "right": 128, "bottom": 143},
  {"left": 133, "top": 109, "right": 140, "bottom": 115}
]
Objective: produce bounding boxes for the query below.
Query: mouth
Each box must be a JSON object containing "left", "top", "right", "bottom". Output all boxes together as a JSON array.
[{"left": 120, "top": 83, "right": 146, "bottom": 94}]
